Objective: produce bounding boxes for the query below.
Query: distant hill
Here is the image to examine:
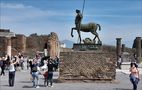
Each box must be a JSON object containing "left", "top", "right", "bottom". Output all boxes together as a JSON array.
[{"left": 61, "top": 40, "right": 74, "bottom": 48}]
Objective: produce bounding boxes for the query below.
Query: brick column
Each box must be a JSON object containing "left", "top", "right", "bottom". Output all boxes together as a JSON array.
[
  {"left": 47, "top": 41, "right": 51, "bottom": 57},
  {"left": 136, "top": 37, "right": 141, "bottom": 63},
  {"left": 44, "top": 43, "right": 48, "bottom": 56},
  {"left": 7, "top": 37, "right": 11, "bottom": 58},
  {"left": 116, "top": 38, "right": 122, "bottom": 60}
]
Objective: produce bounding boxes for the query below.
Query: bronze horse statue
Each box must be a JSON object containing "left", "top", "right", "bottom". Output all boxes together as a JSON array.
[{"left": 71, "top": 22, "right": 101, "bottom": 43}]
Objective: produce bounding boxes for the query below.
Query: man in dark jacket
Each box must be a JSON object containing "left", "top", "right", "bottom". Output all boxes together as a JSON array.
[{"left": 47, "top": 59, "right": 55, "bottom": 87}]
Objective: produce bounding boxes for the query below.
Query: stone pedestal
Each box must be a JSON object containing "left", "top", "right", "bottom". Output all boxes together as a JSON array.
[
  {"left": 60, "top": 51, "right": 116, "bottom": 81},
  {"left": 73, "top": 43, "right": 102, "bottom": 51}
]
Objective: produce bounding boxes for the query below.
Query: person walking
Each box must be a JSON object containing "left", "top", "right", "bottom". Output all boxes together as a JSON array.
[
  {"left": 8, "top": 56, "right": 18, "bottom": 87},
  {"left": 129, "top": 62, "right": 140, "bottom": 90}
]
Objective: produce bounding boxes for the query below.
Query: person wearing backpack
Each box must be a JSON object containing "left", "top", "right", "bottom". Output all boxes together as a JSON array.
[{"left": 31, "top": 59, "right": 40, "bottom": 88}]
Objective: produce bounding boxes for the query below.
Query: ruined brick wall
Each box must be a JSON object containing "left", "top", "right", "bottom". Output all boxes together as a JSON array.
[
  {"left": 0, "top": 37, "right": 7, "bottom": 56},
  {"left": 0, "top": 31, "right": 59, "bottom": 58},
  {"left": 0, "top": 29, "right": 10, "bottom": 56},
  {"left": 26, "top": 33, "right": 59, "bottom": 58},
  {"left": 48, "top": 32, "right": 60, "bottom": 58},
  {"left": 60, "top": 48, "right": 73, "bottom": 52},
  {"left": 60, "top": 51, "right": 116, "bottom": 80},
  {"left": 11, "top": 34, "right": 26, "bottom": 55},
  {"left": 26, "top": 34, "right": 49, "bottom": 57}
]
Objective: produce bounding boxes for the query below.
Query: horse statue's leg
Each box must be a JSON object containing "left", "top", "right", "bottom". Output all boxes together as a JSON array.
[
  {"left": 91, "top": 29, "right": 101, "bottom": 43},
  {"left": 71, "top": 27, "right": 75, "bottom": 37},
  {"left": 93, "top": 34, "right": 101, "bottom": 44},
  {"left": 77, "top": 29, "right": 81, "bottom": 43},
  {"left": 94, "top": 33, "right": 100, "bottom": 42}
]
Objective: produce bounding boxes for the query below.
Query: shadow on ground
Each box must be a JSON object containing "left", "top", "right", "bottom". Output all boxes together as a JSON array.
[
  {"left": 22, "top": 85, "right": 46, "bottom": 88},
  {"left": 19, "top": 81, "right": 32, "bottom": 83},
  {"left": 114, "top": 88, "right": 132, "bottom": 90}
]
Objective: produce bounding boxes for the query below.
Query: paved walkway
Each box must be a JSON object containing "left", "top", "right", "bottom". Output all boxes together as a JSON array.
[{"left": 0, "top": 69, "right": 142, "bottom": 90}]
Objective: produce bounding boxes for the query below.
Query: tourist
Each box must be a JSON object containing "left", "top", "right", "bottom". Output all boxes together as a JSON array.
[
  {"left": 31, "top": 59, "right": 40, "bottom": 88},
  {"left": 43, "top": 70, "right": 48, "bottom": 86},
  {"left": 0, "top": 57, "right": 2, "bottom": 75},
  {"left": 47, "top": 59, "right": 55, "bottom": 87},
  {"left": 8, "top": 56, "right": 18, "bottom": 87},
  {"left": 0, "top": 57, "right": 6, "bottom": 76},
  {"left": 53, "top": 56, "right": 60, "bottom": 71},
  {"left": 117, "top": 55, "right": 122, "bottom": 69},
  {"left": 129, "top": 62, "right": 140, "bottom": 90}
]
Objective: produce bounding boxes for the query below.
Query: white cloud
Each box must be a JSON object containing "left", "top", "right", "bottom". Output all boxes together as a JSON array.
[
  {"left": 0, "top": 3, "right": 74, "bottom": 23},
  {"left": 0, "top": 3, "right": 32, "bottom": 9},
  {"left": 0, "top": 3, "right": 49, "bottom": 22}
]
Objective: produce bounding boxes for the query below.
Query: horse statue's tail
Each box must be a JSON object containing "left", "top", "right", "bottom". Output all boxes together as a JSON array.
[{"left": 96, "top": 24, "right": 101, "bottom": 31}]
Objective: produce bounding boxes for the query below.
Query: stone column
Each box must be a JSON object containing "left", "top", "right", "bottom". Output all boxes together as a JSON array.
[
  {"left": 44, "top": 43, "right": 48, "bottom": 56},
  {"left": 136, "top": 37, "right": 141, "bottom": 63},
  {"left": 122, "top": 44, "right": 125, "bottom": 52},
  {"left": 47, "top": 41, "right": 51, "bottom": 57},
  {"left": 7, "top": 37, "right": 11, "bottom": 58},
  {"left": 116, "top": 38, "right": 122, "bottom": 60}
]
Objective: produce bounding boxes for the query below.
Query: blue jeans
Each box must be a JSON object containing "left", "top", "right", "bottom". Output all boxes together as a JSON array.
[
  {"left": 130, "top": 74, "right": 139, "bottom": 90},
  {"left": 32, "top": 72, "right": 39, "bottom": 87},
  {"left": 47, "top": 72, "right": 53, "bottom": 86},
  {"left": 9, "top": 71, "right": 15, "bottom": 86}
]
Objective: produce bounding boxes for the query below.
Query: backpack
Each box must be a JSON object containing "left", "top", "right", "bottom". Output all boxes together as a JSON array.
[
  {"left": 32, "top": 65, "right": 37, "bottom": 72},
  {"left": 43, "top": 71, "right": 48, "bottom": 78}
]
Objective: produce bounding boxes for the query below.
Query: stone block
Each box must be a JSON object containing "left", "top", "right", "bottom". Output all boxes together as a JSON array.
[{"left": 60, "top": 51, "right": 116, "bottom": 81}]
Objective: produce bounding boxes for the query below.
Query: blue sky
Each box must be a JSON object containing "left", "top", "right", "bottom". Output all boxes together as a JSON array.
[{"left": 0, "top": 0, "right": 142, "bottom": 48}]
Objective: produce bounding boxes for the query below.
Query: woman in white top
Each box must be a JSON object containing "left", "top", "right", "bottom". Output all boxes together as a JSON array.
[
  {"left": 129, "top": 62, "right": 140, "bottom": 90},
  {"left": 8, "top": 57, "right": 18, "bottom": 87}
]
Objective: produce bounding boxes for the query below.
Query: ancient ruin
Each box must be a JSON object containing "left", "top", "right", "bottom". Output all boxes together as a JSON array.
[
  {"left": 0, "top": 29, "right": 15, "bottom": 57},
  {"left": 0, "top": 29, "right": 60, "bottom": 58}
]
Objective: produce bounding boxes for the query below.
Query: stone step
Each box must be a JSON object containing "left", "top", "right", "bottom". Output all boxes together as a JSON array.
[{"left": 121, "top": 62, "right": 131, "bottom": 70}]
